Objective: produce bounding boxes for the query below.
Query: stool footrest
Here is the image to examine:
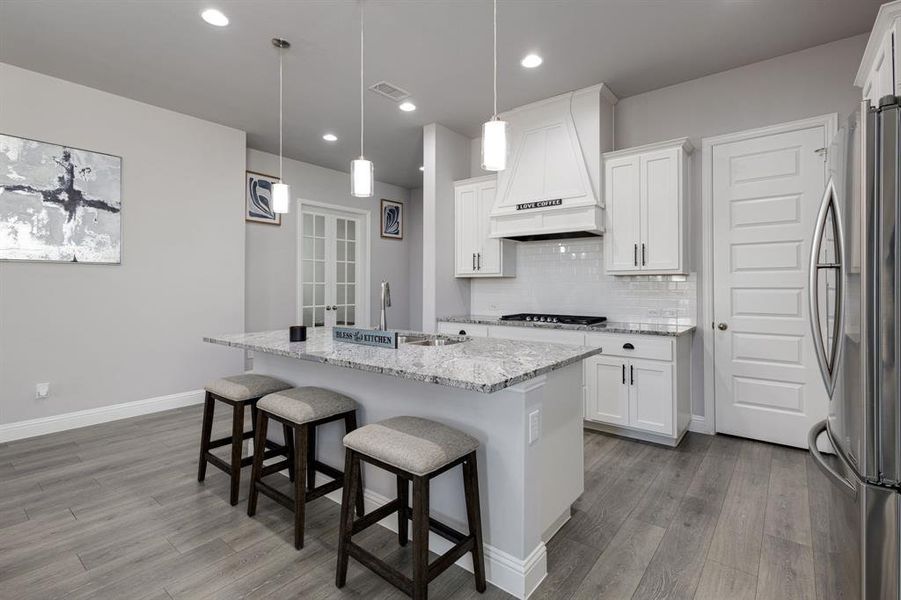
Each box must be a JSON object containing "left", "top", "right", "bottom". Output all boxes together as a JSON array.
[
  {"left": 347, "top": 541, "right": 413, "bottom": 596},
  {"left": 351, "top": 499, "right": 400, "bottom": 535},
  {"left": 428, "top": 516, "right": 467, "bottom": 545},
  {"left": 205, "top": 453, "right": 232, "bottom": 474},
  {"left": 208, "top": 435, "right": 236, "bottom": 449},
  {"left": 306, "top": 478, "right": 343, "bottom": 501},
  {"left": 261, "top": 460, "right": 290, "bottom": 477},
  {"left": 428, "top": 537, "right": 475, "bottom": 583},
  {"left": 255, "top": 480, "right": 295, "bottom": 511},
  {"left": 314, "top": 460, "right": 343, "bottom": 481}
]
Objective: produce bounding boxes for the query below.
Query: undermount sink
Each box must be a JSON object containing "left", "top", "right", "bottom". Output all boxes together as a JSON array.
[
  {"left": 397, "top": 335, "right": 429, "bottom": 345},
  {"left": 406, "top": 338, "right": 466, "bottom": 347}
]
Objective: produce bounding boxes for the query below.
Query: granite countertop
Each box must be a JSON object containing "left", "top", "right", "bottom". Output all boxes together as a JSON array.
[
  {"left": 440, "top": 315, "right": 696, "bottom": 337},
  {"left": 204, "top": 328, "right": 601, "bottom": 394}
]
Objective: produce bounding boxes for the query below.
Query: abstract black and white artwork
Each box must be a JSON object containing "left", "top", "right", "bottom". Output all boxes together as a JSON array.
[
  {"left": 0, "top": 134, "right": 122, "bottom": 263},
  {"left": 380, "top": 199, "right": 402, "bottom": 239},
  {"left": 246, "top": 171, "right": 281, "bottom": 225}
]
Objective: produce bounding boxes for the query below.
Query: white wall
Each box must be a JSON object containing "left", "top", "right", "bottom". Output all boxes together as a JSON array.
[
  {"left": 615, "top": 34, "right": 867, "bottom": 421},
  {"left": 0, "top": 63, "right": 246, "bottom": 426},
  {"left": 245, "top": 149, "right": 411, "bottom": 333},
  {"left": 407, "top": 187, "right": 423, "bottom": 331},
  {"left": 422, "top": 123, "right": 471, "bottom": 331}
]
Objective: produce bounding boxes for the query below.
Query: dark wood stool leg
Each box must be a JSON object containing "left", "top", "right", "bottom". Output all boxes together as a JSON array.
[
  {"left": 463, "top": 452, "right": 486, "bottom": 593},
  {"left": 306, "top": 424, "right": 317, "bottom": 491},
  {"left": 292, "top": 423, "right": 308, "bottom": 549},
  {"left": 229, "top": 401, "right": 245, "bottom": 506},
  {"left": 412, "top": 475, "right": 430, "bottom": 600},
  {"left": 344, "top": 411, "right": 365, "bottom": 517},
  {"left": 283, "top": 424, "right": 296, "bottom": 482},
  {"left": 247, "top": 411, "right": 269, "bottom": 517},
  {"left": 197, "top": 392, "right": 215, "bottom": 482},
  {"left": 397, "top": 475, "right": 409, "bottom": 546},
  {"left": 336, "top": 449, "right": 358, "bottom": 588}
]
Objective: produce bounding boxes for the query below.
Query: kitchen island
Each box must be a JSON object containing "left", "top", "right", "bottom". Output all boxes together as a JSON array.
[{"left": 204, "top": 328, "right": 600, "bottom": 599}]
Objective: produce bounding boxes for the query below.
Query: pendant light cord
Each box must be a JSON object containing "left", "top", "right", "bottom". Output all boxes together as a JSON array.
[
  {"left": 360, "top": 0, "right": 365, "bottom": 159},
  {"left": 492, "top": 0, "right": 497, "bottom": 119},
  {"left": 279, "top": 47, "right": 284, "bottom": 182}
]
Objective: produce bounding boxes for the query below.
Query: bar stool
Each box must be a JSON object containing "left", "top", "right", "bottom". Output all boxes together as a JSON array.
[
  {"left": 198, "top": 374, "right": 294, "bottom": 505},
  {"left": 247, "top": 387, "right": 365, "bottom": 549},
  {"left": 336, "top": 416, "right": 486, "bottom": 600}
]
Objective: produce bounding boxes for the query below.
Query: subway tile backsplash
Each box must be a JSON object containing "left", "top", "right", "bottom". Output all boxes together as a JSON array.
[{"left": 470, "top": 238, "right": 697, "bottom": 324}]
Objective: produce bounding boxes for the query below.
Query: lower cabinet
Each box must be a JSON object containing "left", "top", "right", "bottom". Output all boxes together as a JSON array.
[{"left": 584, "top": 356, "right": 674, "bottom": 435}]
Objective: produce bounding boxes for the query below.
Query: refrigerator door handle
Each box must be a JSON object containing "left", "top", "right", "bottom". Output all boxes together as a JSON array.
[
  {"left": 808, "top": 420, "right": 857, "bottom": 497},
  {"left": 808, "top": 177, "right": 846, "bottom": 396}
]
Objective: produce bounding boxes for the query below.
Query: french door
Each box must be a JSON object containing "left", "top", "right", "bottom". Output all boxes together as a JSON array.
[{"left": 299, "top": 205, "right": 367, "bottom": 328}]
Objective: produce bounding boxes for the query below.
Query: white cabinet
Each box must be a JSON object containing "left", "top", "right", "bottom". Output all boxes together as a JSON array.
[
  {"left": 454, "top": 176, "right": 516, "bottom": 277},
  {"left": 603, "top": 139, "right": 691, "bottom": 275},
  {"left": 583, "top": 355, "right": 629, "bottom": 426},
  {"left": 629, "top": 360, "right": 674, "bottom": 435},
  {"left": 856, "top": 2, "right": 901, "bottom": 102}
]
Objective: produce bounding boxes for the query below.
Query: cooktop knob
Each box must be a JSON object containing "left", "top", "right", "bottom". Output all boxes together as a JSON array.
[{"left": 525, "top": 316, "right": 532, "bottom": 321}]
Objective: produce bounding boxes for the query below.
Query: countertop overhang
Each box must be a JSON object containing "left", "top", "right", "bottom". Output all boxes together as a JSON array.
[
  {"left": 204, "top": 329, "right": 601, "bottom": 394},
  {"left": 440, "top": 315, "right": 696, "bottom": 336}
]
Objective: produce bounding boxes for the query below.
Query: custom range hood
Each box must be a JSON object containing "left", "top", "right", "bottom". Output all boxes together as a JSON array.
[{"left": 489, "top": 83, "right": 617, "bottom": 241}]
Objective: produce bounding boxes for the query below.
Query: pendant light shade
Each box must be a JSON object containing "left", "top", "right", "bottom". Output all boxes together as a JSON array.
[
  {"left": 272, "top": 38, "right": 291, "bottom": 213},
  {"left": 481, "top": 0, "right": 506, "bottom": 172},
  {"left": 481, "top": 119, "right": 508, "bottom": 171},
  {"left": 351, "top": 158, "right": 373, "bottom": 197},
  {"left": 272, "top": 182, "right": 290, "bottom": 213},
  {"left": 352, "top": 1, "right": 374, "bottom": 197}
]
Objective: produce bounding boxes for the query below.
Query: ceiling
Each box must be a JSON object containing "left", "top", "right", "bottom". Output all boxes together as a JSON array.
[{"left": 0, "top": 0, "right": 880, "bottom": 189}]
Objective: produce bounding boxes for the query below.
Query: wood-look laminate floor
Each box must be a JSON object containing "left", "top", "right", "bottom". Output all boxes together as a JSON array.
[{"left": 0, "top": 405, "right": 828, "bottom": 600}]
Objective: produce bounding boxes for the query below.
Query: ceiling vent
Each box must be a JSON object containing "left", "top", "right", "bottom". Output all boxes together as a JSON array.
[{"left": 368, "top": 81, "right": 411, "bottom": 102}]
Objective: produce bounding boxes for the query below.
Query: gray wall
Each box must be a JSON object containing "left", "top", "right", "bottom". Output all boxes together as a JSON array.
[
  {"left": 245, "top": 149, "right": 411, "bottom": 333},
  {"left": 614, "top": 34, "right": 868, "bottom": 419},
  {"left": 0, "top": 63, "right": 246, "bottom": 425},
  {"left": 407, "top": 187, "right": 424, "bottom": 331}
]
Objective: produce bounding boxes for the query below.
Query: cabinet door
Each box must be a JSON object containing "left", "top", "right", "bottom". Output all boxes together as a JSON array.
[
  {"left": 476, "top": 182, "right": 501, "bottom": 274},
  {"left": 455, "top": 185, "right": 479, "bottom": 275},
  {"left": 640, "top": 149, "right": 681, "bottom": 272},
  {"left": 584, "top": 355, "right": 629, "bottom": 426},
  {"left": 628, "top": 359, "right": 674, "bottom": 435},
  {"left": 604, "top": 155, "right": 641, "bottom": 272}
]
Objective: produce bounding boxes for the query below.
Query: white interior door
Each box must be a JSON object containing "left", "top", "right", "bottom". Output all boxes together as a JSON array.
[
  {"left": 300, "top": 206, "right": 366, "bottom": 329},
  {"left": 712, "top": 123, "right": 830, "bottom": 447}
]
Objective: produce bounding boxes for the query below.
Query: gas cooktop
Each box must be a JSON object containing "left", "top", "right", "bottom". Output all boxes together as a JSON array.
[{"left": 499, "top": 313, "right": 607, "bottom": 325}]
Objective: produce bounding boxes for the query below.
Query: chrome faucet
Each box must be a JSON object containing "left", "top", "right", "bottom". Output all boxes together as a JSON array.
[{"left": 379, "top": 281, "right": 391, "bottom": 330}]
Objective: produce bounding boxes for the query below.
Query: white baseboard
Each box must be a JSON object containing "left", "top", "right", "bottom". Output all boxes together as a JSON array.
[
  {"left": 688, "top": 415, "right": 714, "bottom": 435},
  {"left": 312, "top": 473, "right": 546, "bottom": 599},
  {"left": 0, "top": 389, "right": 205, "bottom": 443}
]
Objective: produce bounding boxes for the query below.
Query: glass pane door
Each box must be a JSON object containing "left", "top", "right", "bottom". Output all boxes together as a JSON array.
[{"left": 300, "top": 207, "right": 365, "bottom": 329}]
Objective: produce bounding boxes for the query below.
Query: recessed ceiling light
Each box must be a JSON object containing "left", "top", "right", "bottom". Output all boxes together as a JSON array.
[
  {"left": 419, "top": 165, "right": 424, "bottom": 171},
  {"left": 201, "top": 8, "right": 229, "bottom": 27},
  {"left": 322, "top": 133, "right": 338, "bottom": 142},
  {"left": 399, "top": 101, "right": 416, "bottom": 112},
  {"left": 521, "top": 53, "right": 542, "bottom": 68}
]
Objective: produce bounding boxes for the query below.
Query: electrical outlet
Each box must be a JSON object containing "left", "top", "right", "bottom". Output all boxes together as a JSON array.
[
  {"left": 35, "top": 382, "right": 50, "bottom": 399},
  {"left": 528, "top": 409, "right": 541, "bottom": 445}
]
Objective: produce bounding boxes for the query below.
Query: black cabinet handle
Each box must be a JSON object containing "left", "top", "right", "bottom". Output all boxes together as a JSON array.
[
  {"left": 641, "top": 243, "right": 646, "bottom": 266},
  {"left": 630, "top": 365, "right": 634, "bottom": 385},
  {"left": 472, "top": 253, "right": 476, "bottom": 270},
  {"left": 622, "top": 364, "right": 625, "bottom": 384},
  {"left": 633, "top": 243, "right": 638, "bottom": 267},
  {"left": 623, "top": 343, "right": 635, "bottom": 350}
]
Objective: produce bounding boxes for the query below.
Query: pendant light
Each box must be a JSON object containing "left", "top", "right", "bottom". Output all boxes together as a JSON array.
[
  {"left": 272, "top": 38, "right": 291, "bottom": 213},
  {"left": 351, "top": 1, "right": 374, "bottom": 197},
  {"left": 481, "top": 0, "right": 507, "bottom": 171}
]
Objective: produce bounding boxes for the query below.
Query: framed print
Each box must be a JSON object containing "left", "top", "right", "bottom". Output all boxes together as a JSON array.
[
  {"left": 0, "top": 133, "right": 122, "bottom": 264},
  {"left": 246, "top": 170, "right": 281, "bottom": 225},
  {"left": 380, "top": 199, "right": 403, "bottom": 239}
]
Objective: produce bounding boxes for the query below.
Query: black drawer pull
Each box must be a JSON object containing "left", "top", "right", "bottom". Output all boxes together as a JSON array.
[
  {"left": 623, "top": 343, "right": 635, "bottom": 350},
  {"left": 459, "top": 330, "right": 467, "bottom": 335},
  {"left": 622, "top": 364, "right": 625, "bottom": 384}
]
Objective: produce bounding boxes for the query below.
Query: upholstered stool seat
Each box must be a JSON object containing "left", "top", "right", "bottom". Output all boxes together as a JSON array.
[
  {"left": 197, "top": 374, "right": 293, "bottom": 505},
  {"left": 343, "top": 416, "right": 479, "bottom": 477},
  {"left": 258, "top": 387, "right": 357, "bottom": 424},
  {"left": 336, "top": 416, "right": 485, "bottom": 600},
  {"left": 248, "top": 387, "right": 363, "bottom": 549},
  {"left": 204, "top": 374, "right": 292, "bottom": 402}
]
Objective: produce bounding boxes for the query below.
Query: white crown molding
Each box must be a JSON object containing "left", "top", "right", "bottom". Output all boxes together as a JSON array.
[
  {"left": 603, "top": 136, "right": 694, "bottom": 159},
  {"left": 855, "top": 0, "right": 901, "bottom": 87}
]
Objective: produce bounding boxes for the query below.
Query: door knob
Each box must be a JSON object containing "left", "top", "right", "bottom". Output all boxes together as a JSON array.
[{"left": 717, "top": 322, "right": 728, "bottom": 331}]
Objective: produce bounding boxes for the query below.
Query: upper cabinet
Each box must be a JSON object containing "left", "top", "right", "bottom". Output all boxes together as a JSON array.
[
  {"left": 490, "top": 84, "right": 617, "bottom": 240},
  {"left": 455, "top": 176, "right": 516, "bottom": 278},
  {"left": 603, "top": 138, "right": 692, "bottom": 275},
  {"left": 856, "top": 1, "right": 901, "bottom": 103}
]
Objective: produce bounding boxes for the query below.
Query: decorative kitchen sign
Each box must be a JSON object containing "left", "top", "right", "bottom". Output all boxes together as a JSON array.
[
  {"left": 245, "top": 171, "right": 281, "bottom": 225},
  {"left": 333, "top": 327, "right": 398, "bottom": 349},
  {"left": 0, "top": 133, "right": 122, "bottom": 263},
  {"left": 515, "top": 199, "right": 562, "bottom": 211},
  {"left": 380, "top": 199, "right": 403, "bottom": 239}
]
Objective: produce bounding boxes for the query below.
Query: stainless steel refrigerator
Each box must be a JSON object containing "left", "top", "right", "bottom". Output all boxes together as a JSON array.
[{"left": 808, "top": 97, "right": 901, "bottom": 599}]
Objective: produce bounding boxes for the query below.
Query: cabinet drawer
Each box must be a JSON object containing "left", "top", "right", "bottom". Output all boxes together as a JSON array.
[
  {"left": 584, "top": 332, "right": 672, "bottom": 361},
  {"left": 438, "top": 322, "right": 488, "bottom": 337},
  {"left": 487, "top": 325, "right": 585, "bottom": 346}
]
